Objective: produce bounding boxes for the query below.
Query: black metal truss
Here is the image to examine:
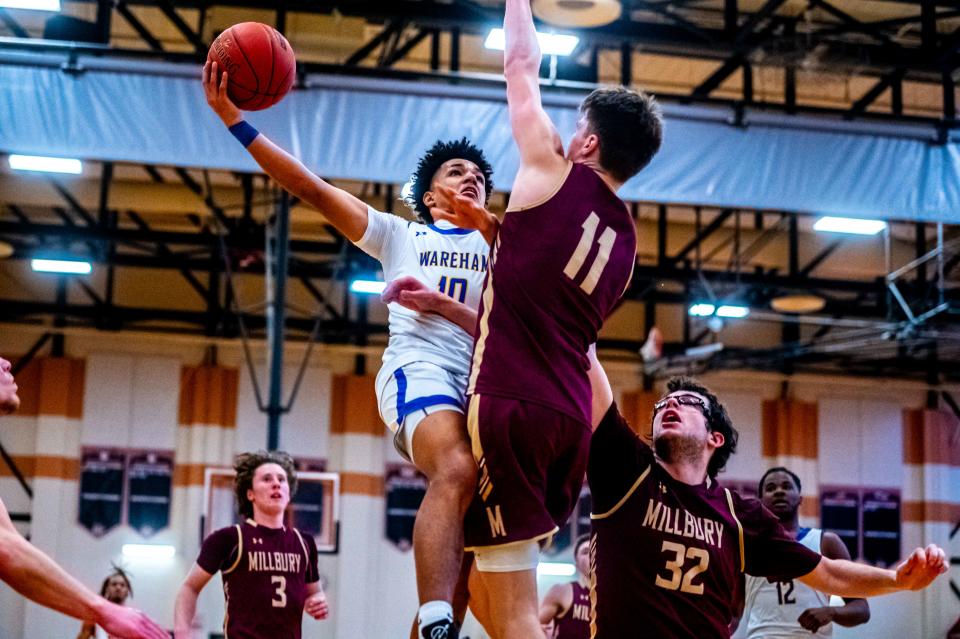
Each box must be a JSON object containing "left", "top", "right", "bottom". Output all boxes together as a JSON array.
[
  {"left": 4, "top": 186, "right": 959, "bottom": 382},
  {"left": 2, "top": 0, "right": 960, "bottom": 124}
]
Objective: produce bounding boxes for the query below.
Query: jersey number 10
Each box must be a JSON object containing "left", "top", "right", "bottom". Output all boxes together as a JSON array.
[
  {"left": 563, "top": 212, "right": 617, "bottom": 295},
  {"left": 438, "top": 276, "right": 468, "bottom": 303}
]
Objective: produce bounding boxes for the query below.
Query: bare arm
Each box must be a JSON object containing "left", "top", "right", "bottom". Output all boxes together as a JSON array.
[
  {"left": 174, "top": 564, "right": 215, "bottom": 639},
  {"left": 538, "top": 583, "right": 571, "bottom": 624},
  {"left": 587, "top": 344, "right": 613, "bottom": 429},
  {"left": 382, "top": 276, "right": 479, "bottom": 335},
  {"left": 0, "top": 500, "right": 166, "bottom": 639},
  {"left": 503, "top": 0, "right": 568, "bottom": 206},
  {"left": 798, "top": 544, "right": 946, "bottom": 599},
  {"left": 796, "top": 532, "right": 869, "bottom": 631},
  {"left": 203, "top": 62, "right": 369, "bottom": 242}
]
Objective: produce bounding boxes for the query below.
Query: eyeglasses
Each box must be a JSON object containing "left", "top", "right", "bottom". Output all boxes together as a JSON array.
[{"left": 653, "top": 394, "right": 708, "bottom": 414}]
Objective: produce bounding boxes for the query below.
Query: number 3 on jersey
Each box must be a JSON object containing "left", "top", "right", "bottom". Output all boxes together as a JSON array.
[{"left": 564, "top": 212, "right": 617, "bottom": 295}]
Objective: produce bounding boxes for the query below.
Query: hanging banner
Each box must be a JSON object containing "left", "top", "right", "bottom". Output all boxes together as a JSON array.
[
  {"left": 78, "top": 448, "right": 126, "bottom": 537},
  {"left": 290, "top": 458, "right": 328, "bottom": 539},
  {"left": 126, "top": 450, "right": 173, "bottom": 537},
  {"left": 861, "top": 489, "right": 901, "bottom": 568},
  {"left": 820, "top": 486, "right": 861, "bottom": 560},
  {"left": 385, "top": 463, "right": 426, "bottom": 551}
]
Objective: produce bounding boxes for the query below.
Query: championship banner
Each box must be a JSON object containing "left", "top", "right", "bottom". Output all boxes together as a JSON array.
[
  {"left": 861, "top": 488, "right": 900, "bottom": 568},
  {"left": 291, "top": 458, "right": 328, "bottom": 538},
  {"left": 78, "top": 448, "right": 126, "bottom": 537},
  {"left": 820, "top": 486, "right": 861, "bottom": 560},
  {"left": 126, "top": 450, "right": 173, "bottom": 537},
  {"left": 385, "top": 463, "right": 427, "bottom": 551}
]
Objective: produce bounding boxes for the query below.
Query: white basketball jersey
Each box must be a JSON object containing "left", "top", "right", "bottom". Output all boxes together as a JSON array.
[
  {"left": 355, "top": 207, "right": 489, "bottom": 378},
  {"left": 744, "top": 528, "right": 832, "bottom": 639}
]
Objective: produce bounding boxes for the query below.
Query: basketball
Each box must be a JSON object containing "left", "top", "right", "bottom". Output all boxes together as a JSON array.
[{"left": 207, "top": 22, "right": 296, "bottom": 111}]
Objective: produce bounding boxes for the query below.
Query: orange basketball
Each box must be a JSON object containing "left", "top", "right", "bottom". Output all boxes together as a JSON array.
[{"left": 207, "top": 22, "right": 296, "bottom": 111}]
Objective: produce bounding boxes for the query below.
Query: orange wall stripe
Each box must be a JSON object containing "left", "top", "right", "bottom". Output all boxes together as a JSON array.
[
  {"left": 178, "top": 366, "right": 239, "bottom": 428},
  {"left": 762, "top": 399, "right": 818, "bottom": 459},
  {"left": 340, "top": 471, "right": 384, "bottom": 497},
  {"left": 172, "top": 463, "right": 210, "bottom": 487},
  {"left": 8, "top": 357, "right": 84, "bottom": 418},
  {"left": 0, "top": 455, "right": 80, "bottom": 480},
  {"left": 902, "top": 500, "right": 960, "bottom": 523},
  {"left": 902, "top": 409, "right": 960, "bottom": 466},
  {"left": 330, "top": 375, "right": 384, "bottom": 436}
]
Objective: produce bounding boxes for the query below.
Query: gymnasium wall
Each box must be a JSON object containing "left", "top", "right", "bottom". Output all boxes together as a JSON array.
[{"left": 0, "top": 336, "right": 957, "bottom": 639}]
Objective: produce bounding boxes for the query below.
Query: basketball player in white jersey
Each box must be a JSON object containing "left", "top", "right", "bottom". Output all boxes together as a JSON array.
[
  {"left": 737, "top": 467, "right": 870, "bottom": 637},
  {"left": 204, "top": 63, "right": 493, "bottom": 639}
]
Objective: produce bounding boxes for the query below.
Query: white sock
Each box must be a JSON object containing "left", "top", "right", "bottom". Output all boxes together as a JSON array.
[{"left": 418, "top": 600, "right": 453, "bottom": 632}]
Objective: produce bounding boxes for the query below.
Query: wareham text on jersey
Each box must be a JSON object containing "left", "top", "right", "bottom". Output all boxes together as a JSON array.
[{"left": 419, "top": 250, "right": 488, "bottom": 272}]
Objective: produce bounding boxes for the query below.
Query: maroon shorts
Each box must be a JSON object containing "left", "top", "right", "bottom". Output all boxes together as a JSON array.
[{"left": 463, "top": 393, "right": 590, "bottom": 550}]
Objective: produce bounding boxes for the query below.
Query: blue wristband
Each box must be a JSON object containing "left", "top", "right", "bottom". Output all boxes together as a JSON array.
[{"left": 228, "top": 121, "right": 259, "bottom": 148}]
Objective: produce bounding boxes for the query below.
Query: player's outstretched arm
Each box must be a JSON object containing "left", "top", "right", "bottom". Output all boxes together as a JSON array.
[
  {"left": 203, "top": 61, "right": 369, "bottom": 242},
  {"left": 503, "top": 0, "right": 566, "bottom": 175},
  {"left": 799, "top": 544, "right": 947, "bottom": 599},
  {"left": 174, "top": 564, "right": 215, "bottom": 639},
  {"left": 587, "top": 344, "right": 613, "bottom": 429},
  {"left": 0, "top": 500, "right": 166, "bottom": 639},
  {"left": 538, "top": 582, "right": 569, "bottom": 631},
  {"left": 430, "top": 184, "right": 499, "bottom": 246},
  {"left": 796, "top": 532, "right": 869, "bottom": 631},
  {"left": 382, "top": 276, "right": 478, "bottom": 335}
]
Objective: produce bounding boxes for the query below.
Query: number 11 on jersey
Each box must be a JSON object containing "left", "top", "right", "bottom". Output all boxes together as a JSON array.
[{"left": 563, "top": 212, "right": 617, "bottom": 295}]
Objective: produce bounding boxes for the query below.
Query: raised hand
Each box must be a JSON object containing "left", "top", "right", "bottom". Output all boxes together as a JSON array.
[
  {"left": 895, "top": 544, "right": 948, "bottom": 591},
  {"left": 430, "top": 184, "right": 499, "bottom": 244},
  {"left": 304, "top": 591, "right": 329, "bottom": 620},
  {"left": 202, "top": 60, "right": 243, "bottom": 127}
]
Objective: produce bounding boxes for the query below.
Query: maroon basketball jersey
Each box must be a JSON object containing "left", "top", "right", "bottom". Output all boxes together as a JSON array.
[
  {"left": 467, "top": 162, "right": 636, "bottom": 424},
  {"left": 587, "top": 405, "right": 821, "bottom": 639},
  {"left": 197, "top": 519, "right": 319, "bottom": 639},
  {"left": 555, "top": 581, "right": 591, "bottom": 639}
]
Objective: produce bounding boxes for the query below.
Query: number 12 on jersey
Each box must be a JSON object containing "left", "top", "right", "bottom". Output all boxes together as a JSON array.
[{"left": 563, "top": 212, "right": 617, "bottom": 295}]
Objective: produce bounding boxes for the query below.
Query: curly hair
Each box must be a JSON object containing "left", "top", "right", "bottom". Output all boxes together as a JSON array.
[
  {"left": 406, "top": 137, "right": 494, "bottom": 223},
  {"left": 662, "top": 377, "right": 738, "bottom": 478},
  {"left": 581, "top": 86, "right": 663, "bottom": 183},
  {"left": 758, "top": 466, "right": 802, "bottom": 496},
  {"left": 234, "top": 450, "right": 298, "bottom": 519},
  {"left": 99, "top": 566, "right": 132, "bottom": 599}
]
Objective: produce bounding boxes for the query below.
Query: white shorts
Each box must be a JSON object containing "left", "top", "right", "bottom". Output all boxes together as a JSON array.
[{"left": 376, "top": 361, "right": 467, "bottom": 465}]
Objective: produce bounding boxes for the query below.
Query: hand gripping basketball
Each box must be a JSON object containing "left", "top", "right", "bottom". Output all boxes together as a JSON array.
[
  {"left": 206, "top": 22, "right": 296, "bottom": 111},
  {"left": 203, "top": 60, "right": 243, "bottom": 127}
]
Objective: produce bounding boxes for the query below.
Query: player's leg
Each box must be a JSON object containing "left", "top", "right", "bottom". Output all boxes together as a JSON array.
[
  {"left": 472, "top": 565, "right": 543, "bottom": 639},
  {"left": 410, "top": 409, "right": 477, "bottom": 632}
]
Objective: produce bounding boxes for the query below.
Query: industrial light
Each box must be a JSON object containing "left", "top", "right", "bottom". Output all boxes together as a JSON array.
[
  {"left": 688, "top": 303, "right": 716, "bottom": 317},
  {"left": 9, "top": 154, "right": 81, "bottom": 174},
  {"left": 31, "top": 258, "right": 92, "bottom": 274},
  {"left": 484, "top": 28, "right": 580, "bottom": 56},
  {"left": 0, "top": 0, "right": 60, "bottom": 10},
  {"left": 537, "top": 562, "right": 577, "bottom": 577},
  {"left": 349, "top": 279, "right": 386, "bottom": 295},
  {"left": 813, "top": 216, "right": 886, "bottom": 235},
  {"left": 716, "top": 305, "right": 750, "bottom": 318},
  {"left": 121, "top": 544, "right": 175, "bottom": 560}
]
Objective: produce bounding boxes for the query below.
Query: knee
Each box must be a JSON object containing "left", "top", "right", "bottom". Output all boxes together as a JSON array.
[{"left": 432, "top": 452, "right": 477, "bottom": 495}]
